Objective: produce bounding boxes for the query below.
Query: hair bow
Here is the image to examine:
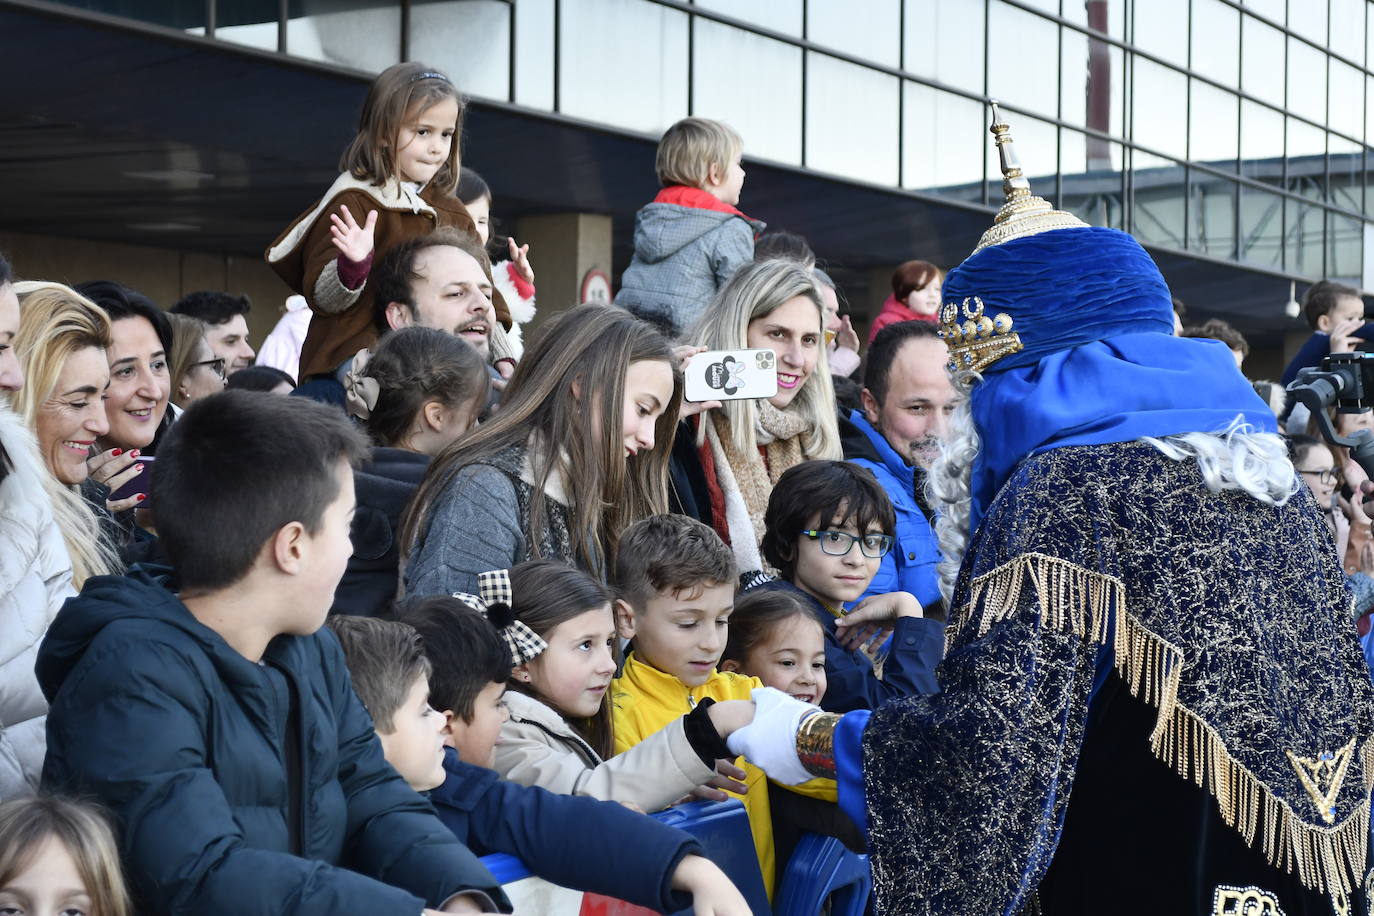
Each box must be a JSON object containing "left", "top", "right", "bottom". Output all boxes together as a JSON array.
[
  {"left": 343, "top": 348, "right": 380, "bottom": 420},
  {"left": 451, "top": 569, "right": 547, "bottom": 666}
]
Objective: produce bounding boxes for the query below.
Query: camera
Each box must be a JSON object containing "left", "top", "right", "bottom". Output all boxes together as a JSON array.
[{"left": 1287, "top": 352, "right": 1374, "bottom": 482}]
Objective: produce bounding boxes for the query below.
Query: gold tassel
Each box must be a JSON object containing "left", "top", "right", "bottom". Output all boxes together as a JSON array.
[{"left": 962, "top": 553, "right": 1370, "bottom": 896}]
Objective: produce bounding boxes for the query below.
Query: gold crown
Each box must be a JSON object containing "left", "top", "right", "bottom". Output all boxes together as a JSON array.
[
  {"left": 937, "top": 297, "right": 1022, "bottom": 373},
  {"left": 972, "top": 101, "right": 1087, "bottom": 254}
]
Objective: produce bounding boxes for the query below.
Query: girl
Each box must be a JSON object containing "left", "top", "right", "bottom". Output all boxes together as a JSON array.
[
  {"left": 493, "top": 560, "right": 754, "bottom": 812},
  {"left": 333, "top": 326, "right": 489, "bottom": 617},
  {"left": 166, "top": 314, "right": 225, "bottom": 410},
  {"left": 458, "top": 168, "right": 536, "bottom": 357},
  {"left": 0, "top": 796, "right": 131, "bottom": 916},
  {"left": 266, "top": 61, "right": 511, "bottom": 381},
  {"left": 719, "top": 589, "right": 827, "bottom": 707},
  {"left": 683, "top": 258, "right": 841, "bottom": 574},
  {"left": 868, "top": 259, "right": 942, "bottom": 342},
  {"left": 402, "top": 304, "right": 682, "bottom": 597}
]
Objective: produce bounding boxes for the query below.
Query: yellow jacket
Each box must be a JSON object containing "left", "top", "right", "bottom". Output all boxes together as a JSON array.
[{"left": 611, "top": 653, "right": 775, "bottom": 895}]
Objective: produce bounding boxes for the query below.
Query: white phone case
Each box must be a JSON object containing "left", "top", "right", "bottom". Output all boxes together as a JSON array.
[{"left": 684, "top": 349, "right": 779, "bottom": 402}]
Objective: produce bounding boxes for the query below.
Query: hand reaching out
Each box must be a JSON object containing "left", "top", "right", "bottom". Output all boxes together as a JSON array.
[
  {"left": 507, "top": 237, "right": 535, "bottom": 284},
  {"left": 330, "top": 204, "right": 377, "bottom": 264},
  {"left": 835, "top": 314, "right": 861, "bottom": 353}
]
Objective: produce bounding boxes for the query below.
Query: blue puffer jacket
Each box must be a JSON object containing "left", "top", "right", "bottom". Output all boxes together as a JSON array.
[
  {"left": 37, "top": 566, "right": 506, "bottom": 916},
  {"left": 840, "top": 409, "right": 943, "bottom": 609}
]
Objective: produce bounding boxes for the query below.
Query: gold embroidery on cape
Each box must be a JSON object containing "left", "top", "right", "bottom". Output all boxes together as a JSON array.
[
  {"left": 1212, "top": 885, "right": 1286, "bottom": 916},
  {"left": 965, "top": 552, "right": 1374, "bottom": 896},
  {"left": 1288, "top": 741, "right": 1355, "bottom": 826}
]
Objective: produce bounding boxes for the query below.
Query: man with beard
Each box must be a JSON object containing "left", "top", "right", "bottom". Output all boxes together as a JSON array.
[
  {"left": 725, "top": 109, "right": 1374, "bottom": 916},
  {"left": 840, "top": 320, "right": 957, "bottom": 613}
]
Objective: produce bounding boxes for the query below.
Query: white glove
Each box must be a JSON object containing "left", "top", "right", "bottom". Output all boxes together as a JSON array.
[{"left": 725, "top": 687, "right": 819, "bottom": 785}]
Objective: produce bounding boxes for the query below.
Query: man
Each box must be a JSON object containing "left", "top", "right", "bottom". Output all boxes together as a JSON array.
[
  {"left": 171, "top": 291, "right": 256, "bottom": 374},
  {"left": 731, "top": 109, "right": 1374, "bottom": 916},
  {"left": 293, "top": 228, "right": 506, "bottom": 408},
  {"left": 839, "top": 320, "right": 956, "bottom": 612}
]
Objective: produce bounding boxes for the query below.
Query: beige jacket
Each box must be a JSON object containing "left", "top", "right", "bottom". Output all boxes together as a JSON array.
[{"left": 493, "top": 690, "right": 715, "bottom": 812}]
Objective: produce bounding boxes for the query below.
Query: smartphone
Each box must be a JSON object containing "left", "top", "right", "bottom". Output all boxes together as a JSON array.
[
  {"left": 109, "top": 455, "right": 154, "bottom": 505},
  {"left": 684, "top": 349, "right": 779, "bottom": 402}
]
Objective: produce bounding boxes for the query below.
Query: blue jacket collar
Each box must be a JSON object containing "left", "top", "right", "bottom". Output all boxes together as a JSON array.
[{"left": 847, "top": 409, "right": 914, "bottom": 495}]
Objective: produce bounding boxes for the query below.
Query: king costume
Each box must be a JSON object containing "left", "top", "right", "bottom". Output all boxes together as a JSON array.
[{"left": 735, "top": 108, "right": 1374, "bottom": 916}]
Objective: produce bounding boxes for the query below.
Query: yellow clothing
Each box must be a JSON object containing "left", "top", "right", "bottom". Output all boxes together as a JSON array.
[{"left": 612, "top": 653, "right": 776, "bottom": 895}]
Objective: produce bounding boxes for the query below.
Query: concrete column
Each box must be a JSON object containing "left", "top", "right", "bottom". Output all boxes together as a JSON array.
[{"left": 513, "top": 213, "right": 613, "bottom": 331}]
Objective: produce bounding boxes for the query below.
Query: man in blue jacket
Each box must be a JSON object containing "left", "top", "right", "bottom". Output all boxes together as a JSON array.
[
  {"left": 38, "top": 391, "right": 506, "bottom": 916},
  {"left": 838, "top": 320, "right": 957, "bottom": 613}
]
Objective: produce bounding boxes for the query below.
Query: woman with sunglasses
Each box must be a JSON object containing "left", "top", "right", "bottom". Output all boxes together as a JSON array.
[{"left": 167, "top": 314, "right": 226, "bottom": 411}]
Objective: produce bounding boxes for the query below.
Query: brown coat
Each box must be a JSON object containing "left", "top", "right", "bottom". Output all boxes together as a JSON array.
[{"left": 266, "top": 173, "right": 511, "bottom": 378}]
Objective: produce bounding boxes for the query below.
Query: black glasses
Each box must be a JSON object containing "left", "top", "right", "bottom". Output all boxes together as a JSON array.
[
  {"left": 194, "top": 357, "right": 227, "bottom": 379},
  {"left": 1297, "top": 468, "right": 1339, "bottom": 485},
  {"left": 800, "top": 529, "right": 894, "bottom": 559}
]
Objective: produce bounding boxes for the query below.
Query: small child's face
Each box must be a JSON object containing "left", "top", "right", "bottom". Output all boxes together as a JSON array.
[
  {"left": 450, "top": 680, "right": 509, "bottom": 769},
  {"left": 378, "top": 675, "right": 448, "bottom": 792},
  {"left": 737, "top": 615, "right": 827, "bottom": 706},
  {"left": 0, "top": 835, "right": 92, "bottom": 916},
  {"left": 394, "top": 96, "right": 459, "bottom": 186},
  {"left": 793, "top": 514, "right": 885, "bottom": 609},
  {"left": 521, "top": 604, "right": 617, "bottom": 719},
  {"left": 709, "top": 153, "right": 746, "bottom": 207},
  {"left": 619, "top": 583, "right": 735, "bottom": 687},
  {"left": 464, "top": 194, "right": 491, "bottom": 246}
]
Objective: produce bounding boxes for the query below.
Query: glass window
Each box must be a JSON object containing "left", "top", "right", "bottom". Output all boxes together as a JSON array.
[
  {"left": 1132, "top": 57, "right": 1187, "bottom": 161},
  {"left": 807, "top": 0, "right": 900, "bottom": 68},
  {"left": 1015, "top": 0, "right": 1059, "bottom": 15},
  {"left": 1288, "top": 0, "right": 1328, "bottom": 45},
  {"left": 559, "top": 0, "right": 688, "bottom": 135},
  {"left": 1242, "top": 0, "right": 1285, "bottom": 22},
  {"left": 1329, "top": 58, "right": 1364, "bottom": 142},
  {"left": 1189, "top": 1, "right": 1240, "bottom": 85},
  {"left": 1240, "top": 100, "right": 1286, "bottom": 183},
  {"left": 1190, "top": 81, "right": 1239, "bottom": 171},
  {"left": 1239, "top": 184, "right": 1285, "bottom": 267},
  {"left": 410, "top": 0, "right": 511, "bottom": 103},
  {"left": 1368, "top": 74, "right": 1374, "bottom": 146},
  {"left": 985, "top": 114, "right": 1058, "bottom": 204},
  {"left": 1328, "top": 135, "right": 1363, "bottom": 211},
  {"left": 693, "top": 0, "right": 803, "bottom": 36},
  {"left": 693, "top": 21, "right": 803, "bottom": 166},
  {"left": 1188, "top": 173, "right": 1239, "bottom": 258},
  {"left": 805, "top": 53, "right": 900, "bottom": 185},
  {"left": 1286, "top": 199, "right": 1325, "bottom": 276},
  {"left": 1287, "top": 118, "right": 1328, "bottom": 201},
  {"left": 1062, "top": 0, "right": 1125, "bottom": 41},
  {"left": 1133, "top": 0, "right": 1189, "bottom": 68},
  {"left": 903, "top": 0, "right": 985, "bottom": 91},
  {"left": 1286, "top": 38, "right": 1326, "bottom": 125},
  {"left": 1130, "top": 151, "right": 1186, "bottom": 249},
  {"left": 514, "top": 0, "right": 555, "bottom": 110},
  {"left": 1061, "top": 28, "right": 1124, "bottom": 137},
  {"left": 902, "top": 84, "right": 986, "bottom": 202},
  {"left": 1241, "top": 13, "right": 1286, "bottom": 108},
  {"left": 1329, "top": 211, "right": 1364, "bottom": 284},
  {"left": 987, "top": 2, "right": 1060, "bottom": 120},
  {"left": 1330, "top": 0, "right": 1364, "bottom": 64},
  {"left": 1061, "top": 130, "right": 1125, "bottom": 228},
  {"left": 286, "top": 0, "right": 400, "bottom": 71},
  {"left": 200, "top": 0, "right": 278, "bottom": 50}
]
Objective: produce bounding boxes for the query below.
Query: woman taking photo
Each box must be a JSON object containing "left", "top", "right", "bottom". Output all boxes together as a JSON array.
[{"left": 401, "top": 304, "right": 682, "bottom": 597}]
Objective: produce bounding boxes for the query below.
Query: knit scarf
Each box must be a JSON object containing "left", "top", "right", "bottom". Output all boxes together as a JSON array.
[{"left": 708, "top": 403, "right": 811, "bottom": 572}]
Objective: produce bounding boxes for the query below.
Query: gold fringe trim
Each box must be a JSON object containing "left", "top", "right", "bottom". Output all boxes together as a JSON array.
[{"left": 966, "top": 552, "right": 1373, "bottom": 896}]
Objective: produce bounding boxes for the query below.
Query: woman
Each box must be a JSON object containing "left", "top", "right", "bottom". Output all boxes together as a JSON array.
[
  {"left": 335, "top": 326, "right": 488, "bottom": 616},
  {"left": 682, "top": 258, "right": 841, "bottom": 573},
  {"left": 402, "top": 304, "right": 681, "bottom": 597},
  {"left": 166, "top": 313, "right": 226, "bottom": 410}
]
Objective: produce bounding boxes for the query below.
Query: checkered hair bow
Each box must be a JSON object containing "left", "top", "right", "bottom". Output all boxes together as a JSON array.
[{"left": 451, "top": 569, "right": 547, "bottom": 666}]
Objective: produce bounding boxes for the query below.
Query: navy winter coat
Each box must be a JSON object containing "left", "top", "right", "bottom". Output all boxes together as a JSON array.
[
  {"left": 334, "top": 447, "right": 430, "bottom": 617},
  {"left": 37, "top": 566, "right": 506, "bottom": 916},
  {"left": 430, "top": 749, "right": 702, "bottom": 911}
]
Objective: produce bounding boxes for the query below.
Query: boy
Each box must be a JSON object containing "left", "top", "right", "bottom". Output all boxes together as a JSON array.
[
  {"left": 1279, "top": 279, "right": 1371, "bottom": 385},
  {"left": 329, "top": 605, "right": 749, "bottom": 915},
  {"left": 754, "top": 460, "right": 944, "bottom": 714},
  {"left": 36, "top": 391, "right": 505, "bottom": 916},
  {"left": 608, "top": 515, "right": 780, "bottom": 892},
  {"left": 615, "top": 117, "right": 764, "bottom": 337}
]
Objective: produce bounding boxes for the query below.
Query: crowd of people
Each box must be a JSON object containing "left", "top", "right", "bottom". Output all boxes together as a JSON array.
[{"left": 0, "top": 60, "right": 1370, "bottom": 916}]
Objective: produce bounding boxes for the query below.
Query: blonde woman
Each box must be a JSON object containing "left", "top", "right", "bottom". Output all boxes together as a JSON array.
[{"left": 683, "top": 258, "right": 841, "bottom": 573}]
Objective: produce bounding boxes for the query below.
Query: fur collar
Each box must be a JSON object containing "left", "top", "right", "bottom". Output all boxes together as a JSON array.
[{"left": 266, "top": 172, "right": 436, "bottom": 265}]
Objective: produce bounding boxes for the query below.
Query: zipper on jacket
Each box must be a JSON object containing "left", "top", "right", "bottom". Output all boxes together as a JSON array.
[{"left": 268, "top": 660, "right": 308, "bottom": 856}]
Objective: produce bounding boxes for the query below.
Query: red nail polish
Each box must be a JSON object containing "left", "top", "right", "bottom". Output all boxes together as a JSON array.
[
  {"left": 111, "top": 449, "right": 122, "bottom": 456},
  {"left": 129, "top": 450, "right": 140, "bottom": 458},
  {"left": 134, "top": 465, "right": 144, "bottom": 474},
  {"left": 136, "top": 494, "right": 146, "bottom": 502}
]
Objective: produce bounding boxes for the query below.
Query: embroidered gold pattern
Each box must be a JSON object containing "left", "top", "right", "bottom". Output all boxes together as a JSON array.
[
  {"left": 965, "top": 551, "right": 1374, "bottom": 896},
  {"left": 937, "top": 296, "right": 1024, "bottom": 374},
  {"left": 1212, "top": 885, "right": 1286, "bottom": 915},
  {"left": 1288, "top": 741, "right": 1356, "bottom": 826}
]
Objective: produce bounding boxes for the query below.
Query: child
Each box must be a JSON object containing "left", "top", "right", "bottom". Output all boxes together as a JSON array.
[
  {"left": 37, "top": 391, "right": 506, "bottom": 915},
  {"left": 753, "top": 459, "right": 944, "bottom": 713},
  {"left": 1280, "top": 279, "right": 1371, "bottom": 385},
  {"left": 266, "top": 61, "right": 511, "bottom": 381},
  {"left": 615, "top": 117, "right": 764, "bottom": 337},
  {"left": 457, "top": 168, "right": 536, "bottom": 357},
  {"left": 328, "top": 611, "right": 750, "bottom": 916},
  {"left": 868, "top": 260, "right": 943, "bottom": 343},
  {"left": 334, "top": 326, "right": 489, "bottom": 617},
  {"left": 0, "top": 796, "right": 131, "bottom": 916},
  {"left": 609, "top": 515, "right": 780, "bottom": 894}
]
